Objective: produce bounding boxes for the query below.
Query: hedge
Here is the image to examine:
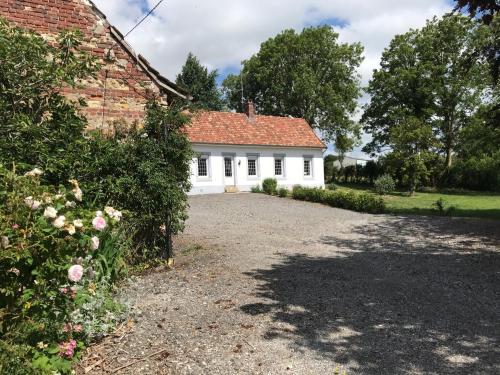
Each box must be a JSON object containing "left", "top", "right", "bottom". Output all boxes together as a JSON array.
[{"left": 291, "top": 186, "right": 385, "bottom": 213}]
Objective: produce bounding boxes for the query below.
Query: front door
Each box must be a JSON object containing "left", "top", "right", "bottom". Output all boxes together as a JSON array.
[{"left": 224, "top": 156, "right": 235, "bottom": 186}]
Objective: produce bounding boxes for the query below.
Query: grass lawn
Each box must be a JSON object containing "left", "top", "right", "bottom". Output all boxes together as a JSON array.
[{"left": 336, "top": 183, "right": 500, "bottom": 220}]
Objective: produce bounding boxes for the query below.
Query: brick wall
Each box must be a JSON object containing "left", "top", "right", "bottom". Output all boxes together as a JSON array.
[{"left": 0, "top": 0, "right": 171, "bottom": 130}]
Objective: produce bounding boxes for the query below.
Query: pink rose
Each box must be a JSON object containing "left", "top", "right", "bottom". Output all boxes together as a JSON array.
[
  {"left": 92, "top": 216, "right": 106, "bottom": 231},
  {"left": 74, "top": 324, "right": 83, "bottom": 333},
  {"left": 68, "top": 265, "right": 83, "bottom": 282},
  {"left": 59, "top": 339, "right": 77, "bottom": 358}
]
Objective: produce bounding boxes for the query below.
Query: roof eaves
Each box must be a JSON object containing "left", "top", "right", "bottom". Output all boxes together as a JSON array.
[
  {"left": 87, "top": 0, "right": 189, "bottom": 100},
  {"left": 191, "top": 141, "right": 325, "bottom": 149}
]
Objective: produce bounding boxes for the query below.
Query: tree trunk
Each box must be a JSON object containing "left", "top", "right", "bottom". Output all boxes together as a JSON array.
[{"left": 445, "top": 147, "right": 453, "bottom": 168}]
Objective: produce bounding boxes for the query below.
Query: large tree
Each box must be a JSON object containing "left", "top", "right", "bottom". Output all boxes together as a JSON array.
[
  {"left": 362, "top": 14, "right": 491, "bottom": 171},
  {"left": 222, "top": 26, "right": 364, "bottom": 144},
  {"left": 176, "top": 52, "right": 223, "bottom": 110}
]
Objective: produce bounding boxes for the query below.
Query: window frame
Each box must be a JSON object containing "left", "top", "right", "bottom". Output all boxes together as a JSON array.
[
  {"left": 196, "top": 152, "right": 211, "bottom": 181},
  {"left": 303, "top": 155, "right": 313, "bottom": 179},
  {"left": 246, "top": 153, "right": 260, "bottom": 179},
  {"left": 273, "top": 154, "right": 286, "bottom": 179}
]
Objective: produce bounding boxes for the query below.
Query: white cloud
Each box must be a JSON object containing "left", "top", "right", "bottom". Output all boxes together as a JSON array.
[{"left": 92, "top": 0, "right": 452, "bottom": 157}]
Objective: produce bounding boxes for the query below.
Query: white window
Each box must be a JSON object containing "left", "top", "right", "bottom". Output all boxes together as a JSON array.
[
  {"left": 274, "top": 155, "right": 285, "bottom": 177},
  {"left": 303, "top": 157, "right": 313, "bottom": 177},
  {"left": 197, "top": 154, "right": 210, "bottom": 178},
  {"left": 247, "top": 154, "right": 259, "bottom": 177}
]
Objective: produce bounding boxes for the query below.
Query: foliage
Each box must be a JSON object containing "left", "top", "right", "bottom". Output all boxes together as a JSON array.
[
  {"left": 291, "top": 186, "right": 385, "bottom": 214},
  {"left": 362, "top": 14, "right": 491, "bottom": 174},
  {"left": 0, "top": 18, "right": 98, "bottom": 185},
  {"left": 262, "top": 178, "right": 278, "bottom": 195},
  {"left": 75, "top": 102, "right": 194, "bottom": 261},
  {"left": 454, "top": 0, "right": 499, "bottom": 24},
  {"left": 445, "top": 152, "right": 500, "bottom": 191},
  {"left": 277, "top": 187, "right": 289, "bottom": 197},
  {"left": 222, "top": 26, "right": 363, "bottom": 143},
  {"left": 325, "top": 183, "right": 338, "bottom": 191},
  {"left": 0, "top": 167, "right": 125, "bottom": 374},
  {"left": 335, "top": 130, "right": 361, "bottom": 168},
  {"left": 374, "top": 174, "right": 396, "bottom": 195},
  {"left": 338, "top": 183, "right": 500, "bottom": 219},
  {"left": 250, "top": 185, "right": 262, "bottom": 193},
  {"left": 323, "top": 155, "right": 340, "bottom": 183},
  {"left": 176, "top": 52, "right": 223, "bottom": 110}
]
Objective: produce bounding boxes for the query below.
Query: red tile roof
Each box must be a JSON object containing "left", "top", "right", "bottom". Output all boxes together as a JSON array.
[{"left": 186, "top": 111, "right": 325, "bottom": 148}]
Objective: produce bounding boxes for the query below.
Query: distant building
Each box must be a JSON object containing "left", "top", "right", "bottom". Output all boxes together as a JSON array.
[
  {"left": 331, "top": 155, "right": 370, "bottom": 169},
  {"left": 186, "top": 101, "right": 326, "bottom": 194}
]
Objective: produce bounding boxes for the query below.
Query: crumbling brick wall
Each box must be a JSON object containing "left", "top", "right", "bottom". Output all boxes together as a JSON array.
[{"left": 0, "top": 0, "right": 173, "bottom": 131}]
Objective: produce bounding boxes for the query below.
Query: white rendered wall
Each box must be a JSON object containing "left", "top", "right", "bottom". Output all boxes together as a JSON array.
[{"left": 189, "top": 144, "right": 325, "bottom": 195}]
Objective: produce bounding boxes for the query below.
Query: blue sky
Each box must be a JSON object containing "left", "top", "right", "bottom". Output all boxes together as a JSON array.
[{"left": 94, "top": 0, "right": 453, "bottom": 158}]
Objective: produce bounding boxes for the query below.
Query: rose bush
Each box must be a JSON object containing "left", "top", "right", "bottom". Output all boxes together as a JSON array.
[{"left": 0, "top": 166, "right": 126, "bottom": 374}]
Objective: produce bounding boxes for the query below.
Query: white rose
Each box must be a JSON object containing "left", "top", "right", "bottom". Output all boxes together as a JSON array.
[
  {"left": 54, "top": 194, "right": 63, "bottom": 200},
  {"left": 65, "top": 224, "right": 76, "bottom": 235},
  {"left": 65, "top": 201, "right": 76, "bottom": 208},
  {"left": 95, "top": 210, "right": 103, "bottom": 217},
  {"left": 24, "top": 168, "right": 43, "bottom": 177},
  {"left": 104, "top": 206, "right": 115, "bottom": 217},
  {"left": 73, "top": 219, "right": 84, "bottom": 229},
  {"left": 31, "top": 200, "right": 41, "bottom": 210},
  {"left": 113, "top": 210, "right": 122, "bottom": 221},
  {"left": 24, "top": 196, "right": 34, "bottom": 207},
  {"left": 53, "top": 215, "right": 66, "bottom": 229},
  {"left": 43, "top": 206, "right": 58, "bottom": 219},
  {"left": 73, "top": 187, "right": 83, "bottom": 202},
  {"left": 90, "top": 236, "right": 99, "bottom": 251}
]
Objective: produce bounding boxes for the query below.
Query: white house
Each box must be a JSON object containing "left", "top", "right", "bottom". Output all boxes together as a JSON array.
[{"left": 185, "top": 101, "right": 326, "bottom": 195}]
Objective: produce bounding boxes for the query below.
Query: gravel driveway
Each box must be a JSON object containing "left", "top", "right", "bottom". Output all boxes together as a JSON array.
[{"left": 80, "top": 193, "right": 500, "bottom": 374}]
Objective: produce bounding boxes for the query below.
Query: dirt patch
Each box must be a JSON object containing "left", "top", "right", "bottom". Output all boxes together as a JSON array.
[{"left": 78, "top": 193, "right": 500, "bottom": 374}]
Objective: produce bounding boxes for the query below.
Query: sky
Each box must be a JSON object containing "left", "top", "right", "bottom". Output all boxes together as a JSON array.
[{"left": 92, "top": 0, "right": 453, "bottom": 158}]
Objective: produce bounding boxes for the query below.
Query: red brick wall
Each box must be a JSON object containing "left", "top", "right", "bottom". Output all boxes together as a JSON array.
[{"left": 0, "top": 0, "right": 166, "bottom": 130}]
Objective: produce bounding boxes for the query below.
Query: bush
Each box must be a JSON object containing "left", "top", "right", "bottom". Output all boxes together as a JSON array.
[
  {"left": 277, "top": 187, "right": 288, "bottom": 197},
  {"left": 250, "top": 185, "right": 262, "bottom": 193},
  {"left": 262, "top": 178, "right": 278, "bottom": 195},
  {"left": 68, "top": 102, "right": 193, "bottom": 262},
  {"left": 0, "top": 166, "right": 125, "bottom": 373},
  {"left": 374, "top": 174, "right": 396, "bottom": 195},
  {"left": 325, "top": 183, "right": 337, "bottom": 190},
  {"left": 292, "top": 186, "right": 385, "bottom": 213}
]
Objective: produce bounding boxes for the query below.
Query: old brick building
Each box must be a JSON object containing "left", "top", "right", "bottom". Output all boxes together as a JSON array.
[{"left": 0, "top": 0, "right": 188, "bottom": 130}]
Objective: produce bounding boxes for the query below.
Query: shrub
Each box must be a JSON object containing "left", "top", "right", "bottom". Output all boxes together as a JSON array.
[
  {"left": 250, "top": 185, "right": 262, "bottom": 193},
  {"left": 262, "top": 178, "right": 278, "bottom": 195},
  {"left": 73, "top": 102, "right": 193, "bottom": 262},
  {"left": 325, "top": 183, "right": 337, "bottom": 191},
  {"left": 0, "top": 166, "right": 125, "bottom": 373},
  {"left": 0, "top": 19, "right": 99, "bottom": 186},
  {"left": 292, "top": 186, "right": 385, "bottom": 213},
  {"left": 277, "top": 187, "right": 288, "bottom": 197},
  {"left": 374, "top": 174, "right": 396, "bottom": 195}
]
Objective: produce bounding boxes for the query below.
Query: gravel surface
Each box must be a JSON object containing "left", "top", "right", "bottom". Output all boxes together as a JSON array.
[{"left": 80, "top": 193, "right": 500, "bottom": 374}]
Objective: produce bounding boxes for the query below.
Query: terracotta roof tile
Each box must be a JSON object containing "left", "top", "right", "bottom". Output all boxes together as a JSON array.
[{"left": 185, "top": 111, "right": 325, "bottom": 148}]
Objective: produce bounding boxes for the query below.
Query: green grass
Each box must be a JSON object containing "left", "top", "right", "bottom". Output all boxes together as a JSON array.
[{"left": 336, "top": 183, "right": 500, "bottom": 220}]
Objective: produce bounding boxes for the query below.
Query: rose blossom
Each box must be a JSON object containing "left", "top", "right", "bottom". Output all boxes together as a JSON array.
[
  {"left": 65, "top": 200, "right": 76, "bottom": 208},
  {"left": 24, "top": 168, "right": 43, "bottom": 177},
  {"left": 1, "top": 236, "right": 9, "bottom": 249},
  {"left": 90, "top": 236, "right": 99, "bottom": 251},
  {"left": 53, "top": 215, "right": 66, "bottom": 229},
  {"left": 43, "top": 206, "right": 57, "bottom": 219},
  {"left": 104, "top": 206, "right": 115, "bottom": 217},
  {"left": 65, "top": 224, "right": 76, "bottom": 235},
  {"left": 95, "top": 210, "right": 103, "bottom": 217},
  {"left": 73, "top": 187, "right": 83, "bottom": 202},
  {"left": 68, "top": 264, "right": 83, "bottom": 282},
  {"left": 59, "top": 339, "right": 77, "bottom": 358},
  {"left": 24, "top": 196, "right": 34, "bottom": 207},
  {"left": 92, "top": 216, "right": 106, "bottom": 231},
  {"left": 73, "top": 219, "right": 84, "bottom": 229}
]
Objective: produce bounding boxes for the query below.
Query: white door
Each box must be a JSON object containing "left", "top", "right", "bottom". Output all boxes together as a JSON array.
[{"left": 224, "top": 156, "right": 235, "bottom": 186}]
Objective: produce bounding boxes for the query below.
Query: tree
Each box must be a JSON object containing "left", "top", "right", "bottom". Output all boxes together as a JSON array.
[
  {"left": 334, "top": 126, "right": 360, "bottom": 170},
  {"left": 176, "top": 53, "right": 223, "bottom": 110},
  {"left": 454, "top": 0, "right": 499, "bottom": 24},
  {"left": 222, "top": 26, "right": 364, "bottom": 144},
  {"left": 391, "top": 117, "right": 437, "bottom": 194},
  {"left": 362, "top": 14, "right": 491, "bottom": 172}
]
